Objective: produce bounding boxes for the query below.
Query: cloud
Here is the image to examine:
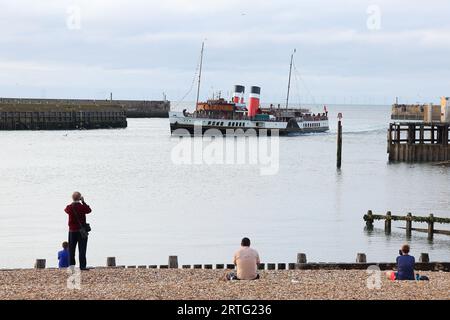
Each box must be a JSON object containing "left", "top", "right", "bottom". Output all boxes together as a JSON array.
[{"left": 0, "top": 0, "right": 449, "bottom": 103}]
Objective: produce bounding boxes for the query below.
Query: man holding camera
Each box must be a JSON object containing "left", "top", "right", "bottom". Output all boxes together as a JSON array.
[{"left": 64, "top": 192, "right": 92, "bottom": 271}]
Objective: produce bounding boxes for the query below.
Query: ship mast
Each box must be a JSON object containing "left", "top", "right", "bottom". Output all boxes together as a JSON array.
[
  {"left": 195, "top": 42, "right": 205, "bottom": 108},
  {"left": 285, "top": 49, "right": 296, "bottom": 109}
]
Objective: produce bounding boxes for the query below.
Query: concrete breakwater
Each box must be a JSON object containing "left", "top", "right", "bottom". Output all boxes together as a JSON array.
[
  {"left": 0, "top": 98, "right": 170, "bottom": 118},
  {"left": 0, "top": 103, "right": 127, "bottom": 130}
]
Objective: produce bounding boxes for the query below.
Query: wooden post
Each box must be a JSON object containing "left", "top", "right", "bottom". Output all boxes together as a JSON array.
[
  {"left": 406, "top": 213, "right": 412, "bottom": 237},
  {"left": 215, "top": 264, "right": 224, "bottom": 269},
  {"left": 431, "top": 125, "right": 435, "bottom": 144},
  {"left": 385, "top": 211, "right": 392, "bottom": 234},
  {"left": 168, "top": 256, "right": 178, "bottom": 269},
  {"left": 204, "top": 264, "right": 213, "bottom": 269},
  {"left": 127, "top": 265, "right": 136, "bottom": 269},
  {"left": 366, "top": 210, "right": 374, "bottom": 229},
  {"left": 257, "top": 263, "right": 265, "bottom": 270},
  {"left": 148, "top": 265, "right": 157, "bottom": 269},
  {"left": 419, "top": 125, "right": 424, "bottom": 144},
  {"left": 182, "top": 265, "right": 191, "bottom": 269},
  {"left": 288, "top": 263, "right": 296, "bottom": 270},
  {"left": 277, "top": 263, "right": 286, "bottom": 270},
  {"left": 427, "top": 214, "right": 434, "bottom": 240},
  {"left": 419, "top": 253, "right": 430, "bottom": 263},
  {"left": 193, "top": 264, "right": 202, "bottom": 269},
  {"left": 34, "top": 259, "right": 46, "bottom": 269},
  {"left": 138, "top": 265, "right": 147, "bottom": 269},
  {"left": 356, "top": 253, "right": 367, "bottom": 263},
  {"left": 387, "top": 123, "right": 392, "bottom": 153},
  {"left": 226, "top": 264, "right": 235, "bottom": 269},
  {"left": 297, "top": 253, "right": 307, "bottom": 264},
  {"left": 337, "top": 120, "right": 342, "bottom": 168},
  {"left": 267, "top": 263, "right": 276, "bottom": 270},
  {"left": 106, "top": 257, "right": 116, "bottom": 267}
]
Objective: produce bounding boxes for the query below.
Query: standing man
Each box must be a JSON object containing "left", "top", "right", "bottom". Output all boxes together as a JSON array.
[{"left": 65, "top": 192, "right": 92, "bottom": 270}]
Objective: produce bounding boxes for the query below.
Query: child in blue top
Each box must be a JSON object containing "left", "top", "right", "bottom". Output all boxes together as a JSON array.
[
  {"left": 396, "top": 244, "right": 415, "bottom": 280},
  {"left": 58, "top": 241, "right": 70, "bottom": 268}
]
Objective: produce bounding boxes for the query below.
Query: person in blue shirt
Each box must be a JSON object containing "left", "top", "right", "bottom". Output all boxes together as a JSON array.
[
  {"left": 58, "top": 241, "right": 70, "bottom": 268},
  {"left": 395, "top": 244, "right": 415, "bottom": 280}
]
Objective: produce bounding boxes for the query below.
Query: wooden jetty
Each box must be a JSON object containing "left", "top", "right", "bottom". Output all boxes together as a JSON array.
[
  {"left": 387, "top": 122, "right": 450, "bottom": 161},
  {"left": 364, "top": 210, "right": 450, "bottom": 240},
  {"left": 0, "top": 103, "right": 127, "bottom": 130}
]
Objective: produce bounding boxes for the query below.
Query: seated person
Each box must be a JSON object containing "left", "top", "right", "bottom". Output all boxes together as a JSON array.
[
  {"left": 58, "top": 241, "right": 70, "bottom": 268},
  {"left": 225, "top": 237, "right": 260, "bottom": 281},
  {"left": 386, "top": 244, "right": 415, "bottom": 280}
]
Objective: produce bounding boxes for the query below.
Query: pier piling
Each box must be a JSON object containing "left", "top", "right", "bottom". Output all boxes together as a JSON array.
[
  {"left": 337, "top": 119, "right": 342, "bottom": 168},
  {"left": 428, "top": 214, "right": 434, "bottom": 240},
  {"left": 215, "top": 264, "right": 224, "bottom": 269},
  {"left": 365, "top": 210, "right": 374, "bottom": 229},
  {"left": 385, "top": 211, "right": 392, "bottom": 234},
  {"left": 406, "top": 213, "right": 412, "bottom": 237},
  {"left": 226, "top": 264, "right": 235, "bottom": 269},
  {"left": 267, "top": 263, "right": 276, "bottom": 270},
  {"left": 258, "top": 263, "right": 265, "bottom": 270}
]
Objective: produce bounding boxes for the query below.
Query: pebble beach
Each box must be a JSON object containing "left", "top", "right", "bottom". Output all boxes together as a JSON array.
[{"left": 0, "top": 269, "right": 449, "bottom": 300}]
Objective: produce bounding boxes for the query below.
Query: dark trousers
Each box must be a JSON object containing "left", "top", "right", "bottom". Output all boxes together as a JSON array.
[{"left": 68, "top": 231, "right": 88, "bottom": 269}]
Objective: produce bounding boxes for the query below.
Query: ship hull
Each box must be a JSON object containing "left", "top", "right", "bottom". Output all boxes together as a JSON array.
[{"left": 169, "top": 112, "right": 329, "bottom": 136}]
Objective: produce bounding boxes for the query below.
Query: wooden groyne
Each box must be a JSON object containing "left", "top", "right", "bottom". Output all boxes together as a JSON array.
[
  {"left": 3, "top": 253, "right": 445, "bottom": 272},
  {"left": 364, "top": 210, "right": 450, "bottom": 240},
  {"left": 0, "top": 98, "right": 170, "bottom": 118},
  {"left": 0, "top": 103, "right": 127, "bottom": 130},
  {"left": 387, "top": 122, "right": 450, "bottom": 161}
]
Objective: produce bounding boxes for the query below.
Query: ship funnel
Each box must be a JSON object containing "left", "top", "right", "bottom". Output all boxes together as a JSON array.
[
  {"left": 233, "top": 85, "right": 245, "bottom": 104},
  {"left": 248, "top": 86, "right": 261, "bottom": 117}
]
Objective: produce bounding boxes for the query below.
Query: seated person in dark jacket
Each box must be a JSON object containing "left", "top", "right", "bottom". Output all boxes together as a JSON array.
[{"left": 395, "top": 244, "right": 415, "bottom": 280}]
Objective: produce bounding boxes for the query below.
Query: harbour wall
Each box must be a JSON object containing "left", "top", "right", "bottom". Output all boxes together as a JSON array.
[
  {"left": 391, "top": 104, "right": 441, "bottom": 121},
  {"left": 0, "top": 98, "right": 170, "bottom": 118},
  {"left": 0, "top": 103, "right": 127, "bottom": 130}
]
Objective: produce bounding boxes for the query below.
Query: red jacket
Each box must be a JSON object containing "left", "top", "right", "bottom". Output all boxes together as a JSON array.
[{"left": 65, "top": 202, "right": 92, "bottom": 232}]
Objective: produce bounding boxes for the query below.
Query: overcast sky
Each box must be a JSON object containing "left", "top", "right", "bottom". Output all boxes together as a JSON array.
[{"left": 0, "top": 0, "right": 449, "bottom": 104}]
